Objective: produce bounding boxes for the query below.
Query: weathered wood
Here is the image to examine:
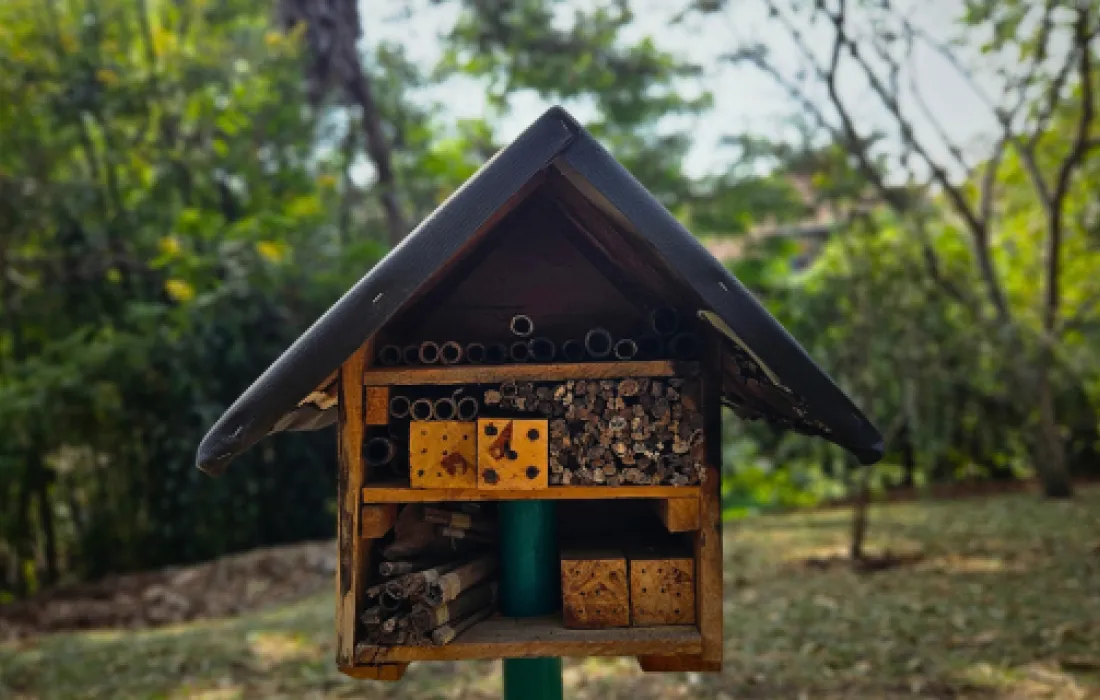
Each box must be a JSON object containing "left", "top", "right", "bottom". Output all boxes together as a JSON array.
[
  {"left": 363, "top": 360, "right": 695, "bottom": 386},
  {"left": 336, "top": 343, "right": 369, "bottom": 667},
  {"left": 654, "top": 498, "right": 701, "bottom": 533},
  {"left": 426, "top": 555, "right": 498, "bottom": 606},
  {"left": 696, "top": 335, "right": 724, "bottom": 667},
  {"left": 361, "top": 504, "right": 398, "bottom": 539},
  {"left": 629, "top": 551, "right": 695, "bottom": 626},
  {"left": 636, "top": 655, "right": 721, "bottom": 673},
  {"left": 355, "top": 615, "right": 702, "bottom": 663},
  {"left": 409, "top": 421, "right": 478, "bottom": 489},
  {"left": 361, "top": 484, "right": 700, "bottom": 502},
  {"left": 338, "top": 663, "right": 409, "bottom": 681},
  {"left": 560, "top": 548, "right": 630, "bottom": 629},
  {"left": 411, "top": 582, "right": 498, "bottom": 633},
  {"left": 430, "top": 604, "right": 495, "bottom": 646},
  {"left": 477, "top": 419, "right": 549, "bottom": 490},
  {"left": 365, "top": 386, "right": 390, "bottom": 426},
  {"left": 423, "top": 507, "right": 496, "bottom": 535}
]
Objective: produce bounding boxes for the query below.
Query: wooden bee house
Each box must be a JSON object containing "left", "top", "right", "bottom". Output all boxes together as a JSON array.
[{"left": 197, "top": 106, "right": 883, "bottom": 682}]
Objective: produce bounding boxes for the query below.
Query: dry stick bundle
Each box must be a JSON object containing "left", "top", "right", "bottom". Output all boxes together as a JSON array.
[
  {"left": 439, "top": 526, "right": 495, "bottom": 544},
  {"left": 430, "top": 604, "right": 495, "bottom": 646},
  {"left": 422, "top": 554, "right": 498, "bottom": 607},
  {"left": 410, "top": 581, "right": 498, "bottom": 636},
  {"left": 423, "top": 507, "right": 497, "bottom": 535}
]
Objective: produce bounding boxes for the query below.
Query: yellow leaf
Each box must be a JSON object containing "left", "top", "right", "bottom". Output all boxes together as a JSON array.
[
  {"left": 264, "top": 31, "right": 283, "bottom": 48},
  {"left": 255, "top": 240, "right": 289, "bottom": 264},
  {"left": 95, "top": 69, "right": 119, "bottom": 86},
  {"left": 165, "top": 278, "right": 195, "bottom": 302},
  {"left": 159, "top": 236, "right": 181, "bottom": 257}
]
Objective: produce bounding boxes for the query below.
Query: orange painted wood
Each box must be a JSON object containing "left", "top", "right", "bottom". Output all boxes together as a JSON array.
[
  {"left": 636, "top": 655, "right": 722, "bottom": 673},
  {"left": 364, "top": 386, "right": 390, "bottom": 426},
  {"left": 336, "top": 343, "right": 369, "bottom": 667},
  {"left": 362, "top": 360, "right": 695, "bottom": 386},
  {"left": 560, "top": 548, "right": 630, "bottom": 629},
  {"left": 477, "top": 419, "right": 549, "bottom": 489},
  {"left": 629, "top": 554, "right": 695, "bottom": 626},
  {"left": 360, "top": 504, "right": 398, "bottom": 539},
  {"left": 655, "top": 497, "right": 701, "bottom": 533},
  {"left": 361, "top": 483, "right": 700, "bottom": 503},
  {"left": 355, "top": 615, "right": 701, "bottom": 663},
  {"left": 338, "top": 663, "right": 409, "bottom": 681},
  {"left": 409, "top": 421, "right": 478, "bottom": 488}
]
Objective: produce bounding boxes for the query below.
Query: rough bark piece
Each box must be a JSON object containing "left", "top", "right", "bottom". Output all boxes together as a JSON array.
[
  {"left": 410, "top": 421, "right": 478, "bottom": 489},
  {"left": 365, "top": 386, "right": 390, "bottom": 426},
  {"left": 560, "top": 548, "right": 630, "bottom": 629}
]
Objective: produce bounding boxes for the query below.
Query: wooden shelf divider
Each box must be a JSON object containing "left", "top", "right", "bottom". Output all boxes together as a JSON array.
[
  {"left": 355, "top": 615, "right": 702, "bottom": 663},
  {"left": 361, "top": 483, "right": 700, "bottom": 504},
  {"left": 362, "top": 360, "right": 697, "bottom": 386}
]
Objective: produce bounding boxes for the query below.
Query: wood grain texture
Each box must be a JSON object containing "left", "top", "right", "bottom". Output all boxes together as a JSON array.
[
  {"left": 561, "top": 549, "right": 630, "bottom": 629},
  {"left": 360, "top": 484, "right": 700, "bottom": 503},
  {"left": 364, "top": 386, "right": 390, "bottom": 426},
  {"left": 362, "top": 360, "right": 695, "bottom": 386},
  {"left": 629, "top": 556, "right": 695, "bottom": 626},
  {"left": 338, "top": 663, "right": 409, "bottom": 681},
  {"left": 696, "top": 337, "right": 724, "bottom": 667},
  {"left": 477, "top": 419, "right": 549, "bottom": 490},
  {"left": 409, "top": 421, "right": 478, "bottom": 488},
  {"left": 336, "top": 343, "right": 369, "bottom": 667},
  {"left": 655, "top": 498, "right": 701, "bottom": 533},
  {"left": 636, "top": 655, "right": 722, "bottom": 673},
  {"left": 355, "top": 615, "right": 701, "bottom": 663},
  {"left": 360, "top": 504, "right": 398, "bottom": 539}
]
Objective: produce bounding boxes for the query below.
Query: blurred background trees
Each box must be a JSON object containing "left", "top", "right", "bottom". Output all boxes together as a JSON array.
[{"left": 1, "top": 0, "right": 1097, "bottom": 596}]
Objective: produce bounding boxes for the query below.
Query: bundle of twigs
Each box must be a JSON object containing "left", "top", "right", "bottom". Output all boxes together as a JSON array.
[
  {"left": 484, "top": 377, "right": 705, "bottom": 486},
  {"left": 361, "top": 504, "right": 498, "bottom": 646}
]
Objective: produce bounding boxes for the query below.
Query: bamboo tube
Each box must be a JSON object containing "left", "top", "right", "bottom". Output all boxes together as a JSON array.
[
  {"left": 613, "top": 337, "right": 638, "bottom": 360},
  {"left": 402, "top": 345, "right": 420, "bottom": 365},
  {"left": 364, "top": 437, "right": 396, "bottom": 467},
  {"left": 465, "top": 342, "right": 487, "bottom": 364},
  {"left": 423, "top": 507, "right": 497, "bottom": 535},
  {"left": 430, "top": 604, "right": 495, "bottom": 646},
  {"left": 377, "top": 344, "right": 403, "bottom": 366},
  {"left": 509, "top": 340, "right": 530, "bottom": 362},
  {"left": 411, "top": 582, "right": 497, "bottom": 634},
  {"left": 485, "top": 343, "right": 508, "bottom": 364},
  {"left": 440, "top": 340, "right": 464, "bottom": 365},
  {"left": 561, "top": 338, "right": 585, "bottom": 362},
  {"left": 418, "top": 341, "right": 441, "bottom": 364},
  {"left": 528, "top": 337, "right": 556, "bottom": 362},
  {"left": 648, "top": 306, "right": 680, "bottom": 336},
  {"left": 410, "top": 398, "right": 434, "bottom": 421},
  {"left": 433, "top": 397, "right": 457, "bottom": 421},
  {"left": 509, "top": 314, "right": 534, "bottom": 337},
  {"left": 456, "top": 396, "right": 479, "bottom": 421},
  {"left": 423, "top": 555, "right": 497, "bottom": 607},
  {"left": 388, "top": 395, "right": 411, "bottom": 419},
  {"left": 584, "top": 327, "right": 614, "bottom": 359}
]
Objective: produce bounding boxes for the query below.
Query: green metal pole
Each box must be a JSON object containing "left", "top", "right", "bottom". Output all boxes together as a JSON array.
[{"left": 499, "top": 500, "right": 564, "bottom": 700}]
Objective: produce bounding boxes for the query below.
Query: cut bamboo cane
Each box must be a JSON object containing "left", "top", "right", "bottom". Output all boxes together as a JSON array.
[{"left": 430, "top": 604, "right": 495, "bottom": 646}]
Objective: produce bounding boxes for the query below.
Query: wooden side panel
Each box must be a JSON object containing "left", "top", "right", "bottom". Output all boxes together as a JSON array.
[
  {"left": 336, "top": 343, "right": 369, "bottom": 669},
  {"left": 561, "top": 549, "right": 630, "bottom": 629},
  {"left": 410, "top": 421, "right": 478, "bottom": 488},
  {"left": 654, "top": 498, "right": 701, "bottom": 533},
  {"left": 477, "top": 419, "right": 549, "bottom": 489},
  {"left": 361, "top": 504, "right": 398, "bottom": 540},
  {"left": 629, "top": 556, "right": 695, "bottom": 626},
  {"left": 341, "top": 663, "right": 410, "bottom": 681},
  {"left": 364, "top": 386, "right": 390, "bottom": 426},
  {"left": 636, "top": 656, "right": 722, "bottom": 673},
  {"left": 695, "top": 336, "right": 724, "bottom": 667}
]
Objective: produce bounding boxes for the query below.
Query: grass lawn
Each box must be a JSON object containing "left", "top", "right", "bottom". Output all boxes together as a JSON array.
[{"left": 3, "top": 486, "right": 1099, "bottom": 699}]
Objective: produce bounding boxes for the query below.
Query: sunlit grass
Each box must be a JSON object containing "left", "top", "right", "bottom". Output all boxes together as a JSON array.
[{"left": 2, "top": 486, "right": 1098, "bottom": 699}]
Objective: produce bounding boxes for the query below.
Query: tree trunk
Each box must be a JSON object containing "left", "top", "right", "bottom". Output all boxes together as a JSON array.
[
  {"left": 849, "top": 466, "right": 871, "bottom": 561},
  {"left": 33, "top": 453, "right": 59, "bottom": 586},
  {"left": 1034, "top": 368, "right": 1073, "bottom": 498}
]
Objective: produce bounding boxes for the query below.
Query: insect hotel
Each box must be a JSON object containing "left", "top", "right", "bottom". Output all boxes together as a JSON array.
[{"left": 197, "top": 107, "right": 883, "bottom": 684}]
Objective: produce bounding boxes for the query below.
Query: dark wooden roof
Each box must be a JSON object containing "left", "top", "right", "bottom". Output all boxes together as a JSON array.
[{"left": 196, "top": 107, "right": 883, "bottom": 476}]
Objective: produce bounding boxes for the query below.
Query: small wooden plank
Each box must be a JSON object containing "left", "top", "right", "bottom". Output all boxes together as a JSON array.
[
  {"left": 636, "top": 655, "right": 722, "bottom": 673},
  {"left": 363, "top": 360, "right": 697, "bottom": 386},
  {"left": 629, "top": 553, "right": 695, "bottom": 626},
  {"left": 355, "top": 615, "right": 701, "bottom": 663},
  {"left": 561, "top": 548, "right": 630, "bottom": 629},
  {"left": 696, "top": 337, "right": 724, "bottom": 668},
  {"left": 410, "top": 421, "right": 478, "bottom": 488},
  {"left": 336, "top": 343, "right": 369, "bottom": 667},
  {"left": 364, "top": 386, "right": 390, "bottom": 426},
  {"left": 361, "top": 484, "right": 700, "bottom": 503},
  {"left": 360, "top": 504, "right": 398, "bottom": 539},
  {"left": 477, "top": 419, "right": 549, "bottom": 489},
  {"left": 654, "top": 498, "right": 701, "bottom": 533},
  {"left": 339, "top": 663, "right": 409, "bottom": 681}
]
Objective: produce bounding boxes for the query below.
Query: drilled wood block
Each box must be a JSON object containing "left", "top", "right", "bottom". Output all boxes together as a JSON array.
[
  {"left": 365, "top": 386, "right": 390, "bottom": 426},
  {"left": 477, "top": 418, "right": 548, "bottom": 489},
  {"left": 410, "top": 421, "right": 478, "bottom": 489},
  {"left": 629, "top": 551, "right": 695, "bottom": 626},
  {"left": 561, "top": 548, "right": 630, "bottom": 629}
]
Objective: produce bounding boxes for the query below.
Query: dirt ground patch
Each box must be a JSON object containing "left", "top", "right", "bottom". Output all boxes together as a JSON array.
[{"left": 0, "top": 540, "right": 335, "bottom": 642}]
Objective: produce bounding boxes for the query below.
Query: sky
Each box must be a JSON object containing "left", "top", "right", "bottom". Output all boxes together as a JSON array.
[{"left": 367, "top": 0, "right": 1004, "bottom": 181}]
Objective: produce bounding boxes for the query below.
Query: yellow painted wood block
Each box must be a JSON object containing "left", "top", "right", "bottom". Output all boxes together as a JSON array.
[
  {"left": 476, "top": 418, "right": 548, "bottom": 489},
  {"left": 410, "top": 421, "right": 478, "bottom": 489},
  {"left": 629, "top": 550, "right": 695, "bottom": 626},
  {"left": 561, "top": 548, "right": 630, "bottom": 629}
]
